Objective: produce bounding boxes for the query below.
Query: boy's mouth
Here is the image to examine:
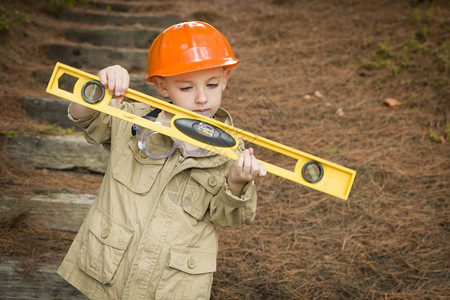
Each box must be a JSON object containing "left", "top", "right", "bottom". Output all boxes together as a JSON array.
[{"left": 193, "top": 109, "right": 210, "bottom": 116}]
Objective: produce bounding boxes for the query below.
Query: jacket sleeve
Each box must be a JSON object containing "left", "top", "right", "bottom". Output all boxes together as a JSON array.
[
  {"left": 68, "top": 103, "right": 113, "bottom": 148},
  {"left": 67, "top": 101, "right": 150, "bottom": 150},
  {"left": 208, "top": 175, "right": 257, "bottom": 228},
  {"left": 207, "top": 138, "right": 258, "bottom": 227}
]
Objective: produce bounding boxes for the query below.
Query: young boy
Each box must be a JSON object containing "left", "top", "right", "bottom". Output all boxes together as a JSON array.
[{"left": 58, "top": 21, "right": 265, "bottom": 299}]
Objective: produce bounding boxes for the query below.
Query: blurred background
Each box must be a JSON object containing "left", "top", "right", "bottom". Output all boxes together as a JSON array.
[{"left": 0, "top": 0, "right": 448, "bottom": 298}]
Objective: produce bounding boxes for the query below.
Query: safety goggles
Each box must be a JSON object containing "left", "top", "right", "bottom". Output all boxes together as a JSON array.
[{"left": 133, "top": 116, "right": 209, "bottom": 160}]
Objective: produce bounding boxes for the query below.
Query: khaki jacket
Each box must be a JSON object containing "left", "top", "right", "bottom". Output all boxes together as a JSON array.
[{"left": 58, "top": 101, "right": 257, "bottom": 299}]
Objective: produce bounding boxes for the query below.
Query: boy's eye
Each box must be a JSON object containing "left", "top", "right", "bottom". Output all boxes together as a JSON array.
[
  {"left": 180, "top": 86, "right": 192, "bottom": 92},
  {"left": 207, "top": 83, "right": 219, "bottom": 88}
]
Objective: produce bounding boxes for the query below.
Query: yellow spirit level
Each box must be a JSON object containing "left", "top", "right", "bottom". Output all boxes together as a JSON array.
[{"left": 46, "top": 62, "right": 356, "bottom": 200}]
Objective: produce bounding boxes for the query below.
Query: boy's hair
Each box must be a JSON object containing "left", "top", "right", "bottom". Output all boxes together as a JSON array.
[{"left": 146, "top": 21, "right": 239, "bottom": 83}]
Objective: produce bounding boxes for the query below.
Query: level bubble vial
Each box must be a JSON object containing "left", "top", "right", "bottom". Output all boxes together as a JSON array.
[
  {"left": 302, "top": 161, "right": 324, "bottom": 183},
  {"left": 82, "top": 81, "right": 105, "bottom": 104}
]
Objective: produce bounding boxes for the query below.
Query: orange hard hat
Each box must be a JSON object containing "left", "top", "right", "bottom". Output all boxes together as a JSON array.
[{"left": 146, "top": 21, "right": 239, "bottom": 83}]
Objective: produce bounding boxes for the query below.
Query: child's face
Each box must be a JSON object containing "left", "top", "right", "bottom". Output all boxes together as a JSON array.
[{"left": 154, "top": 67, "right": 231, "bottom": 118}]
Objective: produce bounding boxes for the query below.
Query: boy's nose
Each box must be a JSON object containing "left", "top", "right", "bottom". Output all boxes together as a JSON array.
[{"left": 195, "top": 88, "right": 208, "bottom": 104}]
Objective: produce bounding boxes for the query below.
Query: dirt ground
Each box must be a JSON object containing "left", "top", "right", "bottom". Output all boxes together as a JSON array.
[{"left": 0, "top": 0, "right": 449, "bottom": 299}]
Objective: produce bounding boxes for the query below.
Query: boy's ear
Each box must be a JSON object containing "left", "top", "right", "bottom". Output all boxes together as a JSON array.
[
  {"left": 222, "top": 69, "right": 231, "bottom": 91},
  {"left": 153, "top": 77, "right": 170, "bottom": 97}
]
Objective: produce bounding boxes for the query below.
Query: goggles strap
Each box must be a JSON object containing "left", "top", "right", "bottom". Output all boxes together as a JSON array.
[{"left": 132, "top": 104, "right": 171, "bottom": 136}]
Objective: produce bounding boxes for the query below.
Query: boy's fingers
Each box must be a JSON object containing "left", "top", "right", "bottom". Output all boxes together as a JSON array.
[
  {"left": 115, "top": 67, "right": 128, "bottom": 96},
  {"left": 98, "top": 70, "right": 108, "bottom": 86},
  {"left": 120, "top": 69, "right": 130, "bottom": 96},
  {"left": 231, "top": 149, "right": 266, "bottom": 182},
  {"left": 248, "top": 148, "right": 266, "bottom": 177},
  {"left": 243, "top": 149, "right": 252, "bottom": 174},
  {"left": 122, "top": 68, "right": 130, "bottom": 92},
  {"left": 251, "top": 156, "right": 263, "bottom": 178},
  {"left": 96, "top": 66, "right": 129, "bottom": 102},
  {"left": 236, "top": 150, "right": 245, "bottom": 171},
  {"left": 114, "top": 70, "right": 123, "bottom": 96},
  {"left": 116, "top": 95, "right": 124, "bottom": 103},
  {"left": 107, "top": 71, "right": 116, "bottom": 95},
  {"left": 258, "top": 161, "right": 267, "bottom": 176}
]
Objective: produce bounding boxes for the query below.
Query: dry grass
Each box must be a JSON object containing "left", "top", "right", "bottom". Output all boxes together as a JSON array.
[
  {"left": 0, "top": 209, "right": 75, "bottom": 277},
  {"left": 0, "top": 0, "right": 449, "bottom": 298}
]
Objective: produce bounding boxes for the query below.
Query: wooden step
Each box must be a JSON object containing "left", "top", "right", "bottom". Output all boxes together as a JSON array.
[
  {"left": 64, "top": 27, "right": 161, "bottom": 49},
  {"left": 0, "top": 193, "right": 94, "bottom": 232},
  {"left": 23, "top": 90, "right": 161, "bottom": 130},
  {"left": 23, "top": 96, "right": 74, "bottom": 129},
  {"left": 73, "top": 0, "right": 170, "bottom": 13},
  {"left": 45, "top": 43, "right": 147, "bottom": 71},
  {"left": 0, "top": 260, "right": 87, "bottom": 299},
  {"left": 5, "top": 134, "right": 108, "bottom": 174},
  {"left": 84, "top": 1, "right": 132, "bottom": 12},
  {"left": 59, "top": 10, "right": 178, "bottom": 27}
]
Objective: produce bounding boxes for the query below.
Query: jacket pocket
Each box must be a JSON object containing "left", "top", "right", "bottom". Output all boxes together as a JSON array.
[
  {"left": 78, "top": 207, "right": 134, "bottom": 285},
  {"left": 182, "top": 169, "right": 223, "bottom": 220},
  {"left": 112, "top": 139, "right": 165, "bottom": 194},
  {"left": 155, "top": 247, "right": 217, "bottom": 300}
]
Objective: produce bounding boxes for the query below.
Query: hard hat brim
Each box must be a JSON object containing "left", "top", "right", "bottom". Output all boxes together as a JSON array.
[{"left": 146, "top": 58, "right": 239, "bottom": 83}]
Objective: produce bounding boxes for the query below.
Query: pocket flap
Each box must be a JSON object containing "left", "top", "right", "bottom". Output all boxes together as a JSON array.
[
  {"left": 169, "top": 247, "right": 217, "bottom": 275},
  {"left": 88, "top": 207, "right": 134, "bottom": 250},
  {"left": 182, "top": 170, "right": 224, "bottom": 220},
  {"left": 190, "top": 170, "right": 223, "bottom": 195},
  {"left": 112, "top": 140, "right": 165, "bottom": 195}
]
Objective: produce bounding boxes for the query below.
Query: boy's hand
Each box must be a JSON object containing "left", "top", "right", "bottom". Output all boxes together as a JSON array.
[
  {"left": 227, "top": 148, "right": 267, "bottom": 197},
  {"left": 98, "top": 65, "right": 130, "bottom": 103}
]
